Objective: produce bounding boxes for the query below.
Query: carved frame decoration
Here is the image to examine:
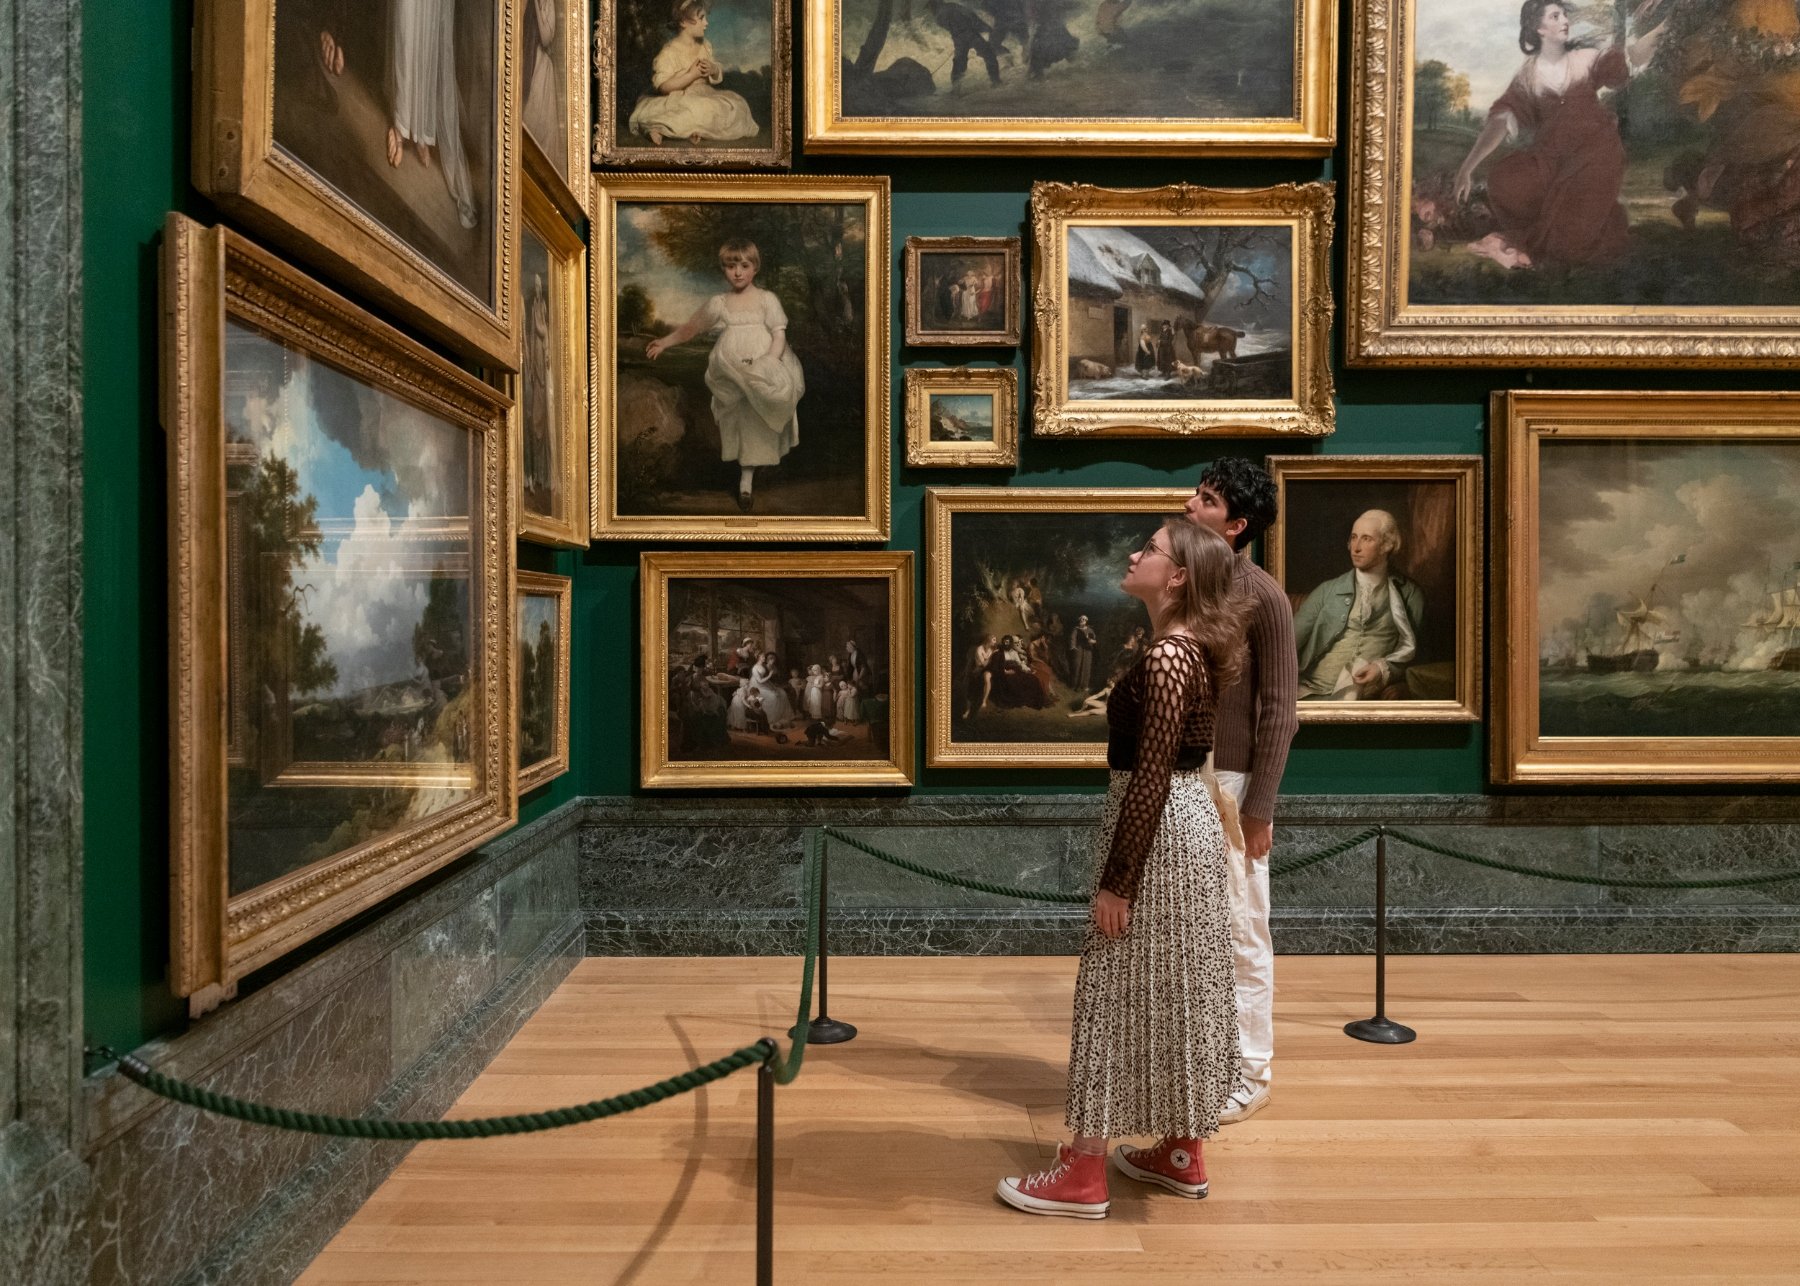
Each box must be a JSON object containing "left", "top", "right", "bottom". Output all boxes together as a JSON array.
[
  {"left": 903, "top": 235, "right": 1022, "bottom": 347},
  {"left": 904, "top": 366, "right": 1018, "bottom": 468}
]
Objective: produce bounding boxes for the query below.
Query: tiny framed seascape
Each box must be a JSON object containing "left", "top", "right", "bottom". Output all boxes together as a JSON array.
[{"left": 904, "top": 366, "right": 1018, "bottom": 469}]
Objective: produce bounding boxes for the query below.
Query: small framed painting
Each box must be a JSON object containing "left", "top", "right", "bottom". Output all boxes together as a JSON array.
[
  {"left": 517, "top": 571, "right": 572, "bottom": 792},
  {"left": 642, "top": 551, "right": 915, "bottom": 787},
  {"left": 517, "top": 172, "right": 591, "bottom": 548},
  {"left": 903, "top": 235, "right": 1022, "bottom": 347},
  {"left": 1264, "top": 454, "right": 1483, "bottom": 724},
  {"left": 1029, "top": 181, "right": 1335, "bottom": 439},
  {"left": 904, "top": 366, "right": 1018, "bottom": 469},
  {"left": 1492, "top": 390, "right": 1800, "bottom": 786}
]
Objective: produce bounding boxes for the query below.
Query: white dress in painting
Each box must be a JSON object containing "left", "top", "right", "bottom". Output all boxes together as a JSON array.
[
  {"left": 389, "top": 0, "right": 477, "bottom": 229},
  {"left": 521, "top": 0, "right": 562, "bottom": 162},
  {"left": 836, "top": 683, "right": 862, "bottom": 723},
  {"left": 804, "top": 671, "right": 832, "bottom": 721},
  {"left": 749, "top": 659, "right": 797, "bottom": 728},
  {"left": 628, "top": 36, "right": 757, "bottom": 143},
  {"left": 701, "top": 288, "right": 803, "bottom": 469}
]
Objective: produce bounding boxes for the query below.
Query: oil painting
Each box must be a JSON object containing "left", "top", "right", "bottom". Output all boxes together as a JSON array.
[
  {"left": 1265, "top": 455, "right": 1482, "bottom": 723},
  {"left": 805, "top": 0, "right": 1340, "bottom": 152},
  {"left": 517, "top": 571, "right": 571, "bottom": 791},
  {"left": 521, "top": 0, "right": 590, "bottom": 211},
  {"left": 592, "top": 176, "right": 890, "bottom": 542},
  {"left": 904, "top": 235, "right": 1022, "bottom": 346},
  {"left": 904, "top": 365, "right": 1018, "bottom": 467},
  {"left": 596, "top": 0, "right": 792, "bottom": 167},
  {"left": 1492, "top": 390, "right": 1800, "bottom": 785},
  {"left": 1350, "top": 0, "right": 1800, "bottom": 364},
  {"left": 641, "top": 551, "right": 914, "bottom": 786},
  {"left": 925, "top": 487, "right": 1190, "bottom": 767},
  {"left": 517, "top": 173, "right": 589, "bottom": 548}
]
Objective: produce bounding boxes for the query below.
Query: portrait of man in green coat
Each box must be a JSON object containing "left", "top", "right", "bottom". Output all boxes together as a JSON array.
[{"left": 1292, "top": 509, "right": 1425, "bottom": 701}]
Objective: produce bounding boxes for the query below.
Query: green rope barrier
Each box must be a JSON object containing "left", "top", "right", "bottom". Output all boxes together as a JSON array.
[
  {"left": 1385, "top": 828, "right": 1800, "bottom": 891},
  {"left": 1269, "top": 828, "right": 1380, "bottom": 877},
  {"left": 96, "top": 1039, "right": 774, "bottom": 1140},
  {"left": 768, "top": 828, "right": 823, "bottom": 1086}
]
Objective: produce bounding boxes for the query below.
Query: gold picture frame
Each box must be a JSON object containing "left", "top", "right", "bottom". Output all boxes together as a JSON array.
[
  {"left": 641, "top": 550, "right": 915, "bottom": 788},
  {"left": 520, "top": 0, "right": 592, "bottom": 221},
  {"left": 162, "top": 215, "right": 515, "bottom": 1014},
  {"left": 594, "top": 0, "right": 793, "bottom": 170},
  {"left": 1492, "top": 390, "right": 1800, "bottom": 786},
  {"left": 904, "top": 366, "right": 1018, "bottom": 469},
  {"left": 1029, "top": 182, "right": 1335, "bottom": 439},
  {"left": 517, "top": 570, "right": 572, "bottom": 793},
  {"left": 903, "top": 236, "right": 1022, "bottom": 347},
  {"left": 590, "top": 174, "right": 891, "bottom": 542},
  {"left": 192, "top": 0, "right": 521, "bottom": 369},
  {"left": 805, "top": 0, "right": 1339, "bottom": 155},
  {"left": 1347, "top": 0, "right": 1800, "bottom": 367},
  {"left": 517, "top": 171, "right": 591, "bottom": 548},
  {"left": 1265, "top": 454, "right": 1482, "bottom": 724},
  {"left": 925, "top": 486, "right": 1191, "bottom": 769}
]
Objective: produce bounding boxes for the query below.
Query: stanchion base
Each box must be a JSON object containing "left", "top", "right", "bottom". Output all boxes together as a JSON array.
[
  {"left": 790, "top": 1017, "right": 858, "bottom": 1044},
  {"left": 1344, "top": 1017, "right": 1416, "bottom": 1045}
]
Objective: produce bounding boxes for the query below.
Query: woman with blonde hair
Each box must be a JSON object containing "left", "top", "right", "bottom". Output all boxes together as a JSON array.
[{"left": 998, "top": 517, "right": 1252, "bottom": 1219}]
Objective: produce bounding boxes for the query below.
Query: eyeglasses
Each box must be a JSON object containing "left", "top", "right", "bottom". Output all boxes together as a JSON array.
[{"left": 1137, "top": 535, "right": 1173, "bottom": 561}]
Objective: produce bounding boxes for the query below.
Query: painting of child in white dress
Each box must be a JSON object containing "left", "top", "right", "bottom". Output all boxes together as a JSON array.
[
  {"left": 614, "top": 200, "right": 869, "bottom": 518},
  {"left": 608, "top": 0, "right": 777, "bottom": 157},
  {"left": 272, "top": 0, "right": 499, "bottom": 303},
  {"left": 665, "top": 577, "right": 892, "bottom": 763}
]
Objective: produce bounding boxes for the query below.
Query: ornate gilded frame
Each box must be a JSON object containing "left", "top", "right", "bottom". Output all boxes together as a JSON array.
[
  {"left": 517, "top": 171, "right": 591, "bottom": 548},
  {"left": 1346, "top": 0, "right": 1800, "bottom": 366},
  {"left": 1493, "top": 390, "right": 1800, "bottom": 785},
  {"left": 903, "top": 236, "right": 1022, "bottom": 347},
  {"left": 517, "top": 570, "right": 573, "bottom": 792},
  {"left": 589, "top": 174, "right": 892, "bottom": 542},
  {"left": 924, "top": 486, "right": 1191, "bottom": 768},
  {"left": 161, "top": 216, "right": 515, "bottom": 1013},
  {"left": 594, "top": 0, "right": 793, "bottom": 169},
  {"left": 1265, "top": 454, "right": 1482, "bottom": 724},
  {"left": 904, "top": 366, "right": 1018, "bottom": 469},
  {"left": 192, "top": 0, "right": 521, "bottom": 369},
  {"left": 804, "top": 0, "right": 1339, "bottom": 154},
  {"left": 1029, "top": 182, "right": 1335, "bottom": 439},
  {"left": 640, "top": 550, "right": 915, "bottom": 788},
  {"left": 521, "top": 0, "right": 592, "bottom": 220}
]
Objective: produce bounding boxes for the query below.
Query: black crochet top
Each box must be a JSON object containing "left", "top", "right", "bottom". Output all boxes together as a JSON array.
[{"left": 1101, "top": 634, "right": 1217, "bottom": 902}]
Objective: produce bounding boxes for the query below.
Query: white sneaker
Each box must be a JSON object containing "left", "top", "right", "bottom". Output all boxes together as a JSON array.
[{"left": 1216, "top": 1084, "right": 1270, "bottom": 1126}]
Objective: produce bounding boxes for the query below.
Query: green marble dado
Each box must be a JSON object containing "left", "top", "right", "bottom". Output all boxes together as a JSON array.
[{"left": 578, "top": 794, "right": 1800, "bottom": 956}]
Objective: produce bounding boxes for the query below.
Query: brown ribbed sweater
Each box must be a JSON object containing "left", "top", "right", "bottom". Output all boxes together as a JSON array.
[{"left": 1212, "top": 553, "right": 1299, "bottom": 822}]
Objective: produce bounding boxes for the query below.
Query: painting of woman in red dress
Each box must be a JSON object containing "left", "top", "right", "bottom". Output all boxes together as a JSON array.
[{"left": 1451, "top": 0, "right": 1670, "bottom": 270}]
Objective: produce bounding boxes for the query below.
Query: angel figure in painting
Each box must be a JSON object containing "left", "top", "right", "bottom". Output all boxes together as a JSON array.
[
  {"left": 386, "top": 0, "right": 478, "bottom": 230},
  {"left": 646, "top": 237, "right": 804, "bottom": 511},
  {"left": 1452, "top": 0, "right": 1670, "bottom": 269},
  {"left": 627, "top": 0, "right": 758, "bottom": 146}
]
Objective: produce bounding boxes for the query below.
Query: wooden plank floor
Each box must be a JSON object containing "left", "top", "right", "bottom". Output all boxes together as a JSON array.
[{"left": 299, "top": 955, "right": 1800, "bottom": 1284}]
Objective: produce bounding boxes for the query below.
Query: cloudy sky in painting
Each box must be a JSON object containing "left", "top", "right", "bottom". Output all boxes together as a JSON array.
[
  {"left": 1537, "top": 440, "right": 1800, "bottom": 666},
  {"left": 616, "top": 204, "right": 720, "bottom": 328},
  {"left": 227, "top": 321, "right": 472, "bottom": 699}
]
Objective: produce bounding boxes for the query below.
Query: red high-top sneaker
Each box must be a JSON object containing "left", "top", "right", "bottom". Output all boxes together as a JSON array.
[
  {"left": 996, "top": 1143, "right": 1110, "bottom": 1218},
  {"left": 1111, "top": 1136, "right": 1209, "bottom": 1198}
]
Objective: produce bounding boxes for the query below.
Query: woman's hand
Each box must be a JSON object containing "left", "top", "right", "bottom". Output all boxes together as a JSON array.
[
  {"left": 1094, "top": 889, "right": 1131, "bottom": 939},
  {"left": 1453, "top": 165, "right": 1476, "bottom": 205},
  {"left": 645, "top": 337, "right": 666, "bottom": 360}
]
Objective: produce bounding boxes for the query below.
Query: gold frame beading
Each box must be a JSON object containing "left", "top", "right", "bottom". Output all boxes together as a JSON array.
[
  {"left": 1029, "top": 182, "right": 1336, "bottom": 439},
  {"left": 904, "top": 366, "right": 1018, "bottom": 469},
  {"left": 594, "top": 0, "right": 793, "bottom": 170},
  {"left": 516, "top": 570, "right": 573, "bottom": 793},
  {"left": 925, "top": 486, "right": 1191, "bottom": 769},
  {"left": 1346, "top": 0, "right": 1800, "bottom": 367},
  {"left": 589, "top": 174, "right": 892, "bottom": 542},
  {"left": 162, "top": 216, "right": 515, "bottom": 1013},
  {"left": 640, "top": 550, "right": 915, "bottom": 788},
  {"left": 192, "top": 0, "right": 521, "bottom": 369},
  {"left": 903, "top": 236, "right": 1022, "bottom": 347},
  {"left": 1265, "top": 454, "right": 1483, "bottom": 725},
  {"left": 521, "top": 0, "right": 592, "bottom": 220},
  {"left": 517, "top": 171, "right": 592, "bottom": 548},
  {"left": 804, "top": 0, "right": 1339, "bottom": 155},
  {"left": 1492, "top": 390, "right": 1800, "bottom": 786}
]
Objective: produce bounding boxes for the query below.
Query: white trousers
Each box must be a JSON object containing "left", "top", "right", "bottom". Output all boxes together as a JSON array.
[{"left": 1214, "top": 770, "right": 1273, "bottom": 1091}]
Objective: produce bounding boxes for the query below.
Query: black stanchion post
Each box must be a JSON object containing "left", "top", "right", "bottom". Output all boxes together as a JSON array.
[
  {"left": 792, "top": 833, "right": 857, "bottom": 1044},
  {"left": 757, "top": 1048, "right": 774, "bottom": 1286},
  {"left": 1345, "top": 825, "right": 1416, "bottom": 1045}
]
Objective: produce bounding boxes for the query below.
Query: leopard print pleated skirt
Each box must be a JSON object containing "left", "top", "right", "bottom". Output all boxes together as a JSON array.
[{"left": 1064, "top": 770, "right": 1240, "bottom": 1140}]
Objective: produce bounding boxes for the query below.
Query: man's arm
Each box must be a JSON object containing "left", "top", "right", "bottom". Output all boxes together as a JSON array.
[{"left": 1243, "top": 573, "right": 1299, "bottom": 835}]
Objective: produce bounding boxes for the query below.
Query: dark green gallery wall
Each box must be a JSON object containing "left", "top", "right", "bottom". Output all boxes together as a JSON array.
[{"left": 82, "top": 1, "right": 1795, "bottom": 1053}]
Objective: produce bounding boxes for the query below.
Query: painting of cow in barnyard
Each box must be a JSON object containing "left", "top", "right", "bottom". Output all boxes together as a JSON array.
[{"left": 1061, "top": 223, "right": 1294, "bottom": 402}]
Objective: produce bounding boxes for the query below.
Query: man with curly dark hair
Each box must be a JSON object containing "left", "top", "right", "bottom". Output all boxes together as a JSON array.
[{"left": 1183, "top": 457, "right": 1298, "bottom": 1126}]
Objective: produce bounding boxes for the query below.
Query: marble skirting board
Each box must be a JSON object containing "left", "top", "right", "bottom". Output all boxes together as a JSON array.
[
  {"left": 578, "top": 794, "right": 1800, "bottom": 956},
  {"left": 72, "top": 802, "right": 584, "bottom": 1286}
]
